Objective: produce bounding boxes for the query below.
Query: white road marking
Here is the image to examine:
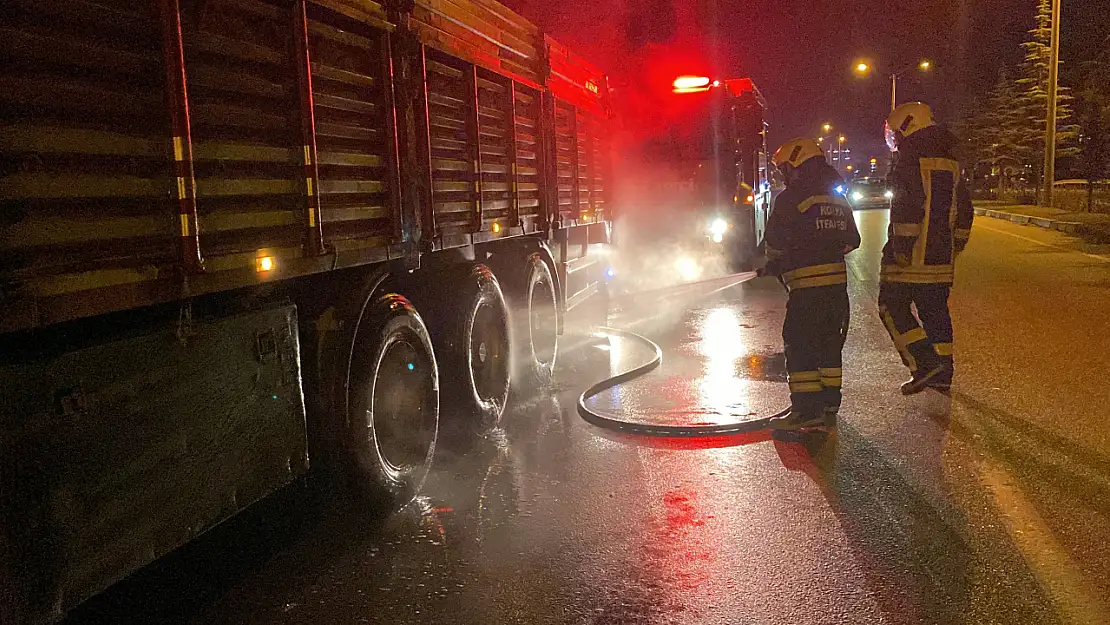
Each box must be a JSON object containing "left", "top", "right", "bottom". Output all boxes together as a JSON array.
[{"left": 977, "top": 461, "right": 1110, "bottom": 624}]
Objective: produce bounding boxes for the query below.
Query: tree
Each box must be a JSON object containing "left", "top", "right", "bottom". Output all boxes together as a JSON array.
[
  {"left": 950, "top": 101, "right": 983, "bottom": 172},
  {"left": 1075, "top": 39, "right": 1110, "bottom": 207},
  {"left": 968, "top": 69, "right": 1034, "bottom": 193},
  {"left": 1015, "top": 0, "right": 1080, "bottom": 187}
]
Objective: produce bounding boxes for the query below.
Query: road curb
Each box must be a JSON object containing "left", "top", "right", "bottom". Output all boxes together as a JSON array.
[{"left": 975, "top": 207, "right": 1082, "bottom": 235}]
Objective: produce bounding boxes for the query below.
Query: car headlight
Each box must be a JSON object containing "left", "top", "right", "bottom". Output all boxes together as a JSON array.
[
  {"left": 884, "top": 190, "right": 894, "bottom": 199},
  {"left": 709, "top": 218, "right": 729, "bottom": 236},
  {"left": 852, "top": 191, "right": 864, "bottom": 202}
]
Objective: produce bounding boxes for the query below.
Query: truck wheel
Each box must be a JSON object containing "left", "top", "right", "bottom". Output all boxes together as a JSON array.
[
  {"left": 510, "top": 253, "right": 558, "bottom": 390},
  {"left": 346, "top": 294, "right": 439, "bottom": 509},
  {"left": 436, "top": 264, "right": 511, "bottom": 427}
]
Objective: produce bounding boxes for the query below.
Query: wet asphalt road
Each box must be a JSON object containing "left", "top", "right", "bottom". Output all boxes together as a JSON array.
[{"left": 67, "top": 209, "right": 1110, "bottom": 624}]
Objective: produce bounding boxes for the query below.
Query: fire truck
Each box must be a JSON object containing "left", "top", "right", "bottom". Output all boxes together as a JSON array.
[
  {"left": 0, "top": 0, "right": 611, "bottom": 621},
  {"left": 615, "top": 75, "right": 771, "bottom": 272}
]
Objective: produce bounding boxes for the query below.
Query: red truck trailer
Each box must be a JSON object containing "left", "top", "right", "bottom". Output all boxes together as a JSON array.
[{"left": 0, "top": 0, "right": 612, "bottom": 621}]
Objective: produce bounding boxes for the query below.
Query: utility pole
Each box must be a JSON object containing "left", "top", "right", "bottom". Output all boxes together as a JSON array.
[
  {"left": 889, "top": 74, "right": 898, "bottom": 168},
  {"left": 1042, "top": 0, "right": 1062, "bottom": 207},
  {"left": 837, "top": 136, "right": 846, "bottom": 173}
]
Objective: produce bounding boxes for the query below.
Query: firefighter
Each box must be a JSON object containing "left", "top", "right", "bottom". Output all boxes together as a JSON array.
[
  {"left": 879, "top": 102, "right": 974, "bottom": 395},
  {"left": 764, "top": 138, "right": 861, "bottom": 431}
]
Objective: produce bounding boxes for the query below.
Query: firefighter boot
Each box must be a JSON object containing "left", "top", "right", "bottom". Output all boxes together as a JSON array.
[
  {"left": 925, "top": 354, "right": 953, "bottom": 394},
  {"left": 769, "top": 407, "right": 827, "bottom": 431},
  {"left": 900, "top": 364, "right": 948, "bottom": 396}
]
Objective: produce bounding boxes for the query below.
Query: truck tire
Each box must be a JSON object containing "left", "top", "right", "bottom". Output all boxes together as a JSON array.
[
  {"left": 430, "top": 264, "right": 511, "bottom": 428},
  {"left": 346, "top": 293, "right": 439, "bottom": 509},
  {"left": 507, "top": 253, "right": 558, "bottom": 391}
]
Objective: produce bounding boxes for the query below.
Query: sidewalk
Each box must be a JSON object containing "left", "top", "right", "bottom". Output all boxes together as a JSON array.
[{"left": 973, "top": 202, "right": 1110, "bottom": 244}]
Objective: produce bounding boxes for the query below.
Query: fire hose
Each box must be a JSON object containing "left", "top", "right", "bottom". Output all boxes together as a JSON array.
[
  {"left": 576, "top": 326, "right": 790, "bottom": 437},
  {"left": 575, "top": 278, "right": 850, "bottom": 438}
]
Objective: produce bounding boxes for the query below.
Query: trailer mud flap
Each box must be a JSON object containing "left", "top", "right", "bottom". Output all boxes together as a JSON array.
[{"left": 0, "top": 304, "right": 308, "bottom": 623}]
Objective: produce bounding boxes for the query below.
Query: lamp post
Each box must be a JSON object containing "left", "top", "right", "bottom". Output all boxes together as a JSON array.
[
  {"left": 818, "top": 124, "right": 833, "bottom": 163},
  {"left": 854, "top": 59, "right": 932, "bottom": 166},
  {"left": 854, "top": 59, "right": 932, "bottom": 112},
  {"left": 837, "top": 135, "right": 846, "bottom": 172},
  {"left": 891, "top": 60, "right": 931, "bottom": 112}
]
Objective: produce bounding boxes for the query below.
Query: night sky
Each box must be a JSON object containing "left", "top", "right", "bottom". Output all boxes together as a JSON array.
[{"left": 503, "top": 0, "right": 1110, "bottom": 163}]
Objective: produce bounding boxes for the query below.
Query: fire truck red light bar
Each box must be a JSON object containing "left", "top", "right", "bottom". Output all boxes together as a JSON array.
[{"left": 673, "top": 75, "right": 712, "bottom": 90}]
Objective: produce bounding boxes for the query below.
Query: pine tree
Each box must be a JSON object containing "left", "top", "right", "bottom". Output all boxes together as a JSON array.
[
  {"left": 979, "top": 70, "right": 1032, "bottom": 172},
  {"left": 960, "top": 70, "right": 1036, "bottom": 195},
  {"left": 950, "top": 103, "right": 981, "bottom": 170},
  {"left": 1076, "top": 39, "right": 1110, "bottom": 194},
  {"left": 1015, "top": 0, "right": 1080, "bottom": 185}
]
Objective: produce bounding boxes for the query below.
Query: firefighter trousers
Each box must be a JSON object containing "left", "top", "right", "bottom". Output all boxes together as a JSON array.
[
  {"left": 878, "top": 282, "right": 953, "bottom": 383},
  {"left": 783, "top": 285, "right": 850, "bottom": 417}
]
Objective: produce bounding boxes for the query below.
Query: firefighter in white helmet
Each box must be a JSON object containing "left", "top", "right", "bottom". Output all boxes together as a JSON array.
[
  {"left": 764, "top": 137, "right": 860, "bottom": 431},
  {"left": 880, "top": 102, "right": 974, "bottom": 395}
]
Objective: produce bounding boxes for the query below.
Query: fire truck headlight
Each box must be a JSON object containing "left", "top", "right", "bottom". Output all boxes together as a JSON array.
[
  {"left": 709, "top": 218, "right": 729, "bottom": 236},
  {"left": 675, "top": 257, "right": 701, "bottom": 281}
]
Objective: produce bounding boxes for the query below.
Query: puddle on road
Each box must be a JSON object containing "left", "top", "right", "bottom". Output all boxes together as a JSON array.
[{"left": 734, "top": 352, "right": 788, "bottom": 382}]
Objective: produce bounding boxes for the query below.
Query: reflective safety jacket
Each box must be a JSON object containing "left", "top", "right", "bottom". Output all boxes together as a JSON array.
[
  {"left": 881, "top": 126, "right": 974, "bottom": 285},
  {"left": 765, "top": 159, "right": 861, "bottom": 291}
]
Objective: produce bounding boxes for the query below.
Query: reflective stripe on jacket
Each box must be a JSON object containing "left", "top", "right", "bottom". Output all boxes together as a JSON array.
[
  {"left": 765, "top": 158, "right": 861, "bottom": 290},
  {"left": 881, "top": 126, "right": 974, "bottom": 285}
]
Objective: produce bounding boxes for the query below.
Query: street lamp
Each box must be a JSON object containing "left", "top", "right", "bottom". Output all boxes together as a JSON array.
[
  {"left": 816, "top": 136, "right": 831, "bottom": 164},
  {"left": 854, "top": 58, "right": 933, "bottom": 111},
  {"left": 818, "top": 124, "right": 834, "bottom": 163}
]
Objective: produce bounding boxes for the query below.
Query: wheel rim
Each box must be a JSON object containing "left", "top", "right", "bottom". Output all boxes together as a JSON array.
[
  {"left": 471, "top": 301, "right": 509, "bottom": 403},
  {"left": 529, "top": 277, "right": 557, "bottom": 366},
  {"left": 371, "top": 335, "right": 437, "bottom": 477}
]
